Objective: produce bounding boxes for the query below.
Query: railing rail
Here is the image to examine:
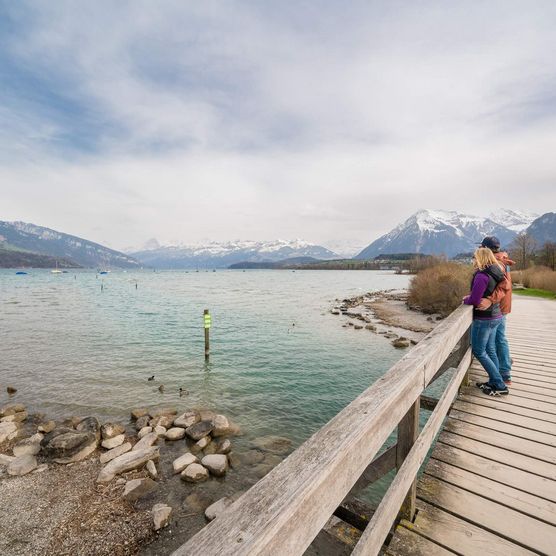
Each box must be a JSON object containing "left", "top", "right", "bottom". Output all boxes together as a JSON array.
[{"left": 173, "top": 305, "right": 473, "bottom": 556}]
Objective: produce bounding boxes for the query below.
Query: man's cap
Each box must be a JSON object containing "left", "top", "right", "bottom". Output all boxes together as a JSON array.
[{"left": 479, "top": 236, "right": 501, "bottom": 251}]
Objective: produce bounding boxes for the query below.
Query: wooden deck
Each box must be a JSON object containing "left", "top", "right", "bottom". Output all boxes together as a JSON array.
[{"left": 387, "top": 297, "right": 556, "bottom": 556}]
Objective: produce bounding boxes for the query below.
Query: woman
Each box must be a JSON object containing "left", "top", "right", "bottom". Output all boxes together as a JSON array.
[{"left": 463, "top": 247, "right": 507, "bottom": 396}]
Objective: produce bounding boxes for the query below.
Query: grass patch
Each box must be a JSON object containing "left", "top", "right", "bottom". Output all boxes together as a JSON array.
[{"left": 513, "top": 288, "right": 556, "bottom": 299}]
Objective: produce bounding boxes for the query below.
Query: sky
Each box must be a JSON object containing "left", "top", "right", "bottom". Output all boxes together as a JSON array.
[{"left": 1, "top": 1, "right": 556, "bottom": 254}]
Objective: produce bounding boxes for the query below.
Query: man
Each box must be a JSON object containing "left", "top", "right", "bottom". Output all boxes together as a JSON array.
[{"left": 477, "top": 236, "right": 514, "bottom": 385}]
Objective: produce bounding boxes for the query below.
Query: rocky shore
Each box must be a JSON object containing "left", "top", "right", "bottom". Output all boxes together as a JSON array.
[
  {"left": 0, "top": 401, "right": 292, "bottom": 555},
  {"left": 331, "top": 289, "right": 443, "bottom": 347}
]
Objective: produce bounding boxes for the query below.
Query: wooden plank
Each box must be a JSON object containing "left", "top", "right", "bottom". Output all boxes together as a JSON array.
[
  {"left": 386, "top": 524, "right": 456, "bottom": 556},
  {"left": 172, "top": 306, "right": 473, "bottom": 556},
  {"left": 443, "top": 417, "right": 556, "bottom": 465},
  {"left": 431, "top": 442, "right": 556, "bottom": 502},
  {"left": 437, "top": 431, "right": 556, "bottom": 479},
  {"left": 417, "top": 475, "right": 556, "bottom": 554},
  {"left": 349, "top": 445, "right": 396, "bottom": 496},
  {"left": 424, "top": 458, "right": 556, "bottom": 525},
  {"left": 399, "top": 499, "right": 538, "bottom": 556},
  {"left": 449, "top": 408, "right": 556, "bottom": 447},
  {"left": 452, "top": 399, "right": 556, "bottom": 436},
  {"left": 468, "top": 372, "right": 556, "bottom": 403},
  {"left": 459, "top": 392, "right": 556, "bottom": 424},
  {"left": 351, "top": 349, "right": 472, "bottom": 556}
]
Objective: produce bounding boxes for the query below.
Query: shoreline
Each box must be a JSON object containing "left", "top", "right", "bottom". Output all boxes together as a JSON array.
[{"left": 332, "top": 288, "right": 442, "bottom": 347}]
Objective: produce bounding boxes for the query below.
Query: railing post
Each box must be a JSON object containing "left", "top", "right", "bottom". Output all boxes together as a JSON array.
[
  {"left": 459, "top": 326, "right": 472, "bottom": 390},
  {"left": 396, "top": 398, "right": 420, "bottom": 521}
]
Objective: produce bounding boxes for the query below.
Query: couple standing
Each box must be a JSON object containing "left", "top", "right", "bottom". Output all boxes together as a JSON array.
[{"left": 463, "top": 236, "right": 514, "bottom": 396}]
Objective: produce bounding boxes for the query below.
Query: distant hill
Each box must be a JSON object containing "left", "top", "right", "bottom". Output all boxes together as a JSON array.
[
  {"left": 229, "top": 256, "right": 320, "bottom": 269},
  {"left": 0, "top": 221, "right": 141, "bottom": 269},
  {"left": 356, "top": 209, "right": 517, "bottom": 259},
  {"left": 131, "top": 239, "right": 339, "bottom": 269},
  {"left": 525, "top": 212, "right": 556, "bottom": 245},
  {"left": 0, "top": 246, "right": 80, "bottom": 269}
]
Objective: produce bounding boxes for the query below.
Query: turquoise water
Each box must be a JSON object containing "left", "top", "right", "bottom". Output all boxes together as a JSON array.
[{"left": 0, "top": 269, "right": 410, "bottom": 448}]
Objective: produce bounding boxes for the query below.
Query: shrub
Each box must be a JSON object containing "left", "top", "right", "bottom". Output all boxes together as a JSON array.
[
  {"left": 408, "top": 262, "right": 472, "bottom": 317},
  {"left": 512, "top": 266, "right": 556, "bottom": 293}
]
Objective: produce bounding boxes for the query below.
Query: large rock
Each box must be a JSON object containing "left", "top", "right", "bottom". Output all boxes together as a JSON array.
[
  {"left": 138, "top": 426, "right": 153, "bottom": 439},
  {"left": 42, "top": 429, "right": 98, "bottom": 463},
  {"left": 7, "top": 454, "right": 37, "bottom": 476},
  {"left": 76, "top": 417, "right": 101, "bottom": 441},
  {"left": 173, "top": 411, "right": 199, "bottom": 428},
  {"left": 172, "top": 452, "right": 198, "bottom": 473},
  {"left": 152, "top": 503, "right": 172, "bottom": 531},
  {"left": 215, "top": 438, "right": 232, "bottom": 455},
  {"left": 1, "top": 411, "right": 27, "bottom": 423},
  {"left": 212, "top": 415, "right": 230, "bottom": 437},
  {"left": 13, "top": 433, "right": 43, "bottom": 457},
  {"left": 101, "top": 423, "right": 125, "bottom": 440},
  {"left": 146, "top": 459, "right": 158, "bottom": 480},
  {"left": 0, "top": 453, "right": 15, "bottom": 466},
  {"left": 123, "top": 477, "right": 157, "bottom": 502},
  {"left": 101, "top": 434, "right": 125, "bottom": 450},
  {"left": 131, "top": 408, "right": 149, "bottom": 420},
  {"left": 165, "top": 427, "right": 186, "bottom": 441},
  {"left": 135, "top": 415, "right": 150, "bottom": 430},
  {"left": 132, "top": 432, "right": 158, "bottom": 452},
  {"left": 38, "top": 420, "right": 56, "bottom": 433},
  {"left": 201, "top": 454, "right": 228, "bottom": 477},
  {"left": 185, "top": 420, "right": 214, "bottom": 441},
  {"left": 97, "top": 446, "right": 159, "bottom": 483},
  {"left": 0, "top": 421, "right": 19, "bottom": 444},
  {"left": 251, "top": 435, "right": 292, "bottom": 455},
  {"left": 0, "top": 403, "right": 25, "bottom": 418},
  {"left": 180, "top": 463, "right": 209, "bottom": 483},
  {"left": 99, "top": 442, "right": 132, "bottom": 464},
  {"left": 150, "top": 415, "right": 174, "bottom": 429},
  {"left": 153, "top": 425, "right": 166, "bottom": 437}
]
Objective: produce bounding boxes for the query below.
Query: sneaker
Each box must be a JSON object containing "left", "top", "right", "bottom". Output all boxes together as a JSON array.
[
  {"left": 482, "top": 386, "right": 509, "bottom": 396},
  {"left": 476, "top": 381, "right": 492, "bottom": 390}
]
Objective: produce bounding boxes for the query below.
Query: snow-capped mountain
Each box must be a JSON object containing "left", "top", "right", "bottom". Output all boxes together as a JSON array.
[
  {"left": 355, "top": 209, "right": 517, "bottom": 259},
  {"left": 130, "top": 239, "right": 339, "bottom": 269},
  {"left": 489, "top": 210, "right": 539, "bottom": 232},
  {"left": 526, "top": 212, "right": 556, "bottom": 245},
  {"left": 0, "top": 221, "right": 141, "bottom": 268}
]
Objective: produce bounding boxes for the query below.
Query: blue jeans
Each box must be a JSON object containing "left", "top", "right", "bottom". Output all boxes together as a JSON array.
[
  {"left": 496, "top": 316, "right": 512, "bottom": 381},
  {"left": 471, "top": 318, "right": 506, "bottom": 390}
]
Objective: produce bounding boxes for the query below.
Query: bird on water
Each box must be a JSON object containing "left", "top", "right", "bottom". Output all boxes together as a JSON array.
[
  {"left": 147, "top": 375, "right": 155, "bottom": 381},
  {"left": 158, "top": 384, "right": 165, "bottom": 393}
]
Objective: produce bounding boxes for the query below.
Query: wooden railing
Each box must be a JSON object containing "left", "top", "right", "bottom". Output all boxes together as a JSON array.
[{"left": 172, "top": 305, "right": 473, "bottom": 556}]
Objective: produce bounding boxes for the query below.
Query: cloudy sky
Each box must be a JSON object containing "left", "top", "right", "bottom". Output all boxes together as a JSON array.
[{"left": 1, "top": 1, "right": 555, "bottom": 253}]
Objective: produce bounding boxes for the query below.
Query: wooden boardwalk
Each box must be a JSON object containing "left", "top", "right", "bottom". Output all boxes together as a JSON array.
[{"left": 387, "top": 297, "right": 556, "bottom": 556}]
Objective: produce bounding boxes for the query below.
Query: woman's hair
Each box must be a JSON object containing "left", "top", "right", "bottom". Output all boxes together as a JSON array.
[{"left": 474, "top": 247, "right": 498, "bottom": 270}]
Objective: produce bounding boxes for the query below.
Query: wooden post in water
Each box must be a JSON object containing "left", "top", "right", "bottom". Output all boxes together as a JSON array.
[
  {"left": 204, "top": 309, "right": 211, "bottom": 360},
  {"left": 396, "top": 398, "right": 420, "bottom": 521}
]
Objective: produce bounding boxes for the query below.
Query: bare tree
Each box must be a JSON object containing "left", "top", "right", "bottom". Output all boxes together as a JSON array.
[
  {"left": 538, "top": 241, "right": 556, "bottom": 271},
  {"left": 510, "top": 232, "right": 537, "bottom": 269}
]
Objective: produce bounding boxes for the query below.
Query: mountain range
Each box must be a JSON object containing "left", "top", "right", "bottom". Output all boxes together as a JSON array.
[
  {"left": 0, "top": 221, "right": 140, "bottom": 269},
  {"left": 355, "top": 209, "right": 540, "bottom": 259},
  {"left": 130, "top": 239, "right": 339, "bottom": 269}
]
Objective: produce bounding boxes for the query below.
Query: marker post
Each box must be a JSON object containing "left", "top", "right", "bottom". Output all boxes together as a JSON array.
[{"left": 204, "top": 309, "right": 211, "bottom": 360}]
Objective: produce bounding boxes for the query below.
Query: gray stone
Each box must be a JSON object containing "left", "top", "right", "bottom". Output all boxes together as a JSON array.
[
  {"left": 13, "top": 433, "right": 43, "bottom": 457},
  {"left": 146, "top": 459, "right": 158, "bottom": 480},
  {"left": 101, "top": 423, "right": 125, "bottom": 440},
  {"left": 123, "top": 477, "right": 157, "bottom": 502},
  {"left": 132, "top": 432, "right": 158, "bottom": 452},
  {"left": 150, "top": 415, "right": 174, "bottom": 429},
  {"left": 0, "top": 403, "right": 25, "bottom": 418},
  {"left": 211, "top": 414, "right": 230, "bottom": 437},
  {"left": 131, "top": 408, "right": 149, "bottom": 420},
  {"left": 38, "top": 420, "right": 56, "bottom": 433},
  {"left": 153, "top": 425, "right": 166, "bottom": 437},
  {"left": 215, "top": 438, "right": 232, "bottom": 455},
  {"left": 165, "top": 427, "right": 186, "bottom": 441},
  {"left": 7, "top": 454, "right": 37, "bottom": 476},
  {"left": 173, "top": 411, "right": 199, "bottom": 428},
  {"left": 195, "top": 436, "right": 210, "bottom": 449},
  {"left": 53, "top": 435, "right": 98, "bottom": 464},
  {"left": 1, "top": 411, "right": 27, "bottom": 423},
  {"left": 152, "top": 503, "right": 172, "bottom": 531},
  {"left": 0, "top": 453, "right": 15, "bottom": 466},
  {"left": 99, "top": 442, "right": 132, "bottom": 464},
  {"left": 185, "top": 420, "right": 214, "bottom": 441},
  {"left": 42, "top": 429, "right": 98, "bottom": 463},
  {"left": 172, "top": 452, "right": 198, "bottom": 473},
  {"left": 365, "top": 324, "right": 376, "bottom": 331},
  {"left": 101, "top": 434, "right": 125, "bottom": 450},
  {"left": 75, "top": 416, "right": 101, "bottom": 440},
  {"left": 138, "top": 426, "right": 153, "bottom": 439},
  {"left": 0, "top": 422, "right": 18, "bottom": 444},
  {"left": 392, "top": 338, "right": 411, "bottom": 348},
  {"left": 180, "top": 463, "right": 209, "bottom": 483},
  {"left": 97, "top": 446, "right": 159, "bottom": 483},
  {"left": 135, "top": 415, "right": 150, "bottom": 430},
  {"left": 201, "top": 454, "right": 228, "bottom": 477},
  {"left": 251, "top": 435, "right": 292, "bottom": 455}
]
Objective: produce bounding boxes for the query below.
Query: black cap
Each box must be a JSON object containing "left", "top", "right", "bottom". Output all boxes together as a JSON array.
[{"left": 480, "top": 236, "right": 500, "bottom": 251}]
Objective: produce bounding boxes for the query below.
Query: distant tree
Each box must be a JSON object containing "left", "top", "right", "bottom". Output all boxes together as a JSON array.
[
  {"left": 538, "top": 241, "right": 556, "bottom": 271},
  {"left": 510, "top": 232, "right": 537, "bottom": 269}
]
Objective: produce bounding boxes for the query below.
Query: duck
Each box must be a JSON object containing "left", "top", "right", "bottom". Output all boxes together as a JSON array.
[
  {"left": 179, "top": 387, "right": 189, "bottom": 397},
  {"left": 147, "top": 375, "right": 155, "bottom": 381}
]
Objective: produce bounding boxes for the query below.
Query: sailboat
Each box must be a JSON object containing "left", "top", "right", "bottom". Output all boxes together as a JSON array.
[{"left": 51, "top": 260, "right": 63, "bottom": 274}]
